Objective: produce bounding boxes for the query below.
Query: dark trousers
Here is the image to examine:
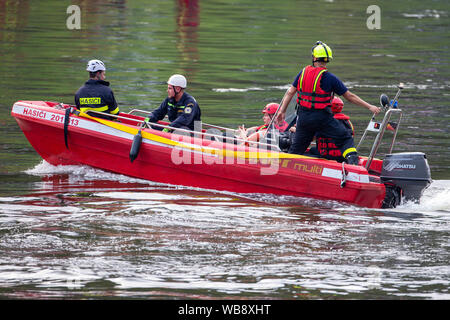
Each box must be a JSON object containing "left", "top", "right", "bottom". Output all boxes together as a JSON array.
[{"left": 289, "top": 108, "right": 356, "bottom": 156}]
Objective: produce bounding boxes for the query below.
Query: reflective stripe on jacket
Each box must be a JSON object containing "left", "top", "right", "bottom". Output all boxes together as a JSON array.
[
  {"left": 75, "top": 79, "right": 119, "bottom": 116},
  {"left": 317, "top": 113, "right": 354, "bottom": 158},
  {"left": 149, "top": 92, "right": 201, "bottom": 131},
  {"left": 297, "top": 65, "right": 333, "bottom": 109}
]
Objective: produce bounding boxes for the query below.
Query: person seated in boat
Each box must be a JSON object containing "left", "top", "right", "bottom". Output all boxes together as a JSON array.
[
  {"left": 148, "top": 74, "right": 201, "bottom": 132},
  {"left": 309, "top": 97, "right": 355, "bottom": 162},
  {"left": 74, "top": 59, "right": 120, "bottom": 120},
  {"left": 236, "top": 103, "right": 288, "bottom": 143}
]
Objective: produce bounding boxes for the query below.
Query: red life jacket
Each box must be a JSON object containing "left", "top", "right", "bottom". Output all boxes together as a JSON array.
[
  {"left": 245, "top": 124, "right": 268, "bottom": 143},
  {"left": 317, "top": 113, "right": 354, "bottom": 159},
  {"left": 251, "top": 121, "right": 288, "bottom": 143},
  {"left": 297, "top": 65, "right": 333, "bottom": 109},
  {"left": 275, "top": 120, "right": 289, "bottom": 132},
  {"left": 256, "top": 121, "right": 288, "bottom": 133}
]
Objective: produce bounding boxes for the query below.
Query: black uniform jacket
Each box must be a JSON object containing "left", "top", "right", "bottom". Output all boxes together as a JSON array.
[
  {"left": 149, "top": 92, "right": 201, "bottom": 131},
  {"left": 75, "top": 79, "right": 119, "bottom": 117}
]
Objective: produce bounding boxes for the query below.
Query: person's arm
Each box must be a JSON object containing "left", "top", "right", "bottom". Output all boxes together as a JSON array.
[
  {"left": 74, "top": 88, "right": 81, "bottom": 109},
  {"left": 342, "top": 90, "right": 381, "bottom": 114},
  {"left": 246, "top": 129, "right": 265, "bottom": 142},
  {"left": 170, "top": 102, "right": 199, "bottom": 128},
  {"left": 107, "top": 90, "right": 119, "bottom": 114},
  {"left": 74, "top": 94, "right": 80, "bottom": 109},
  {"left": 238, "top": 129, "right": 265, "bottom": 145},
  {"left": 275, "top": 85, "right": 297, "bottom": 124},
  {"left": 149, "top": 100, "right": 168, "bottom": 122},
  {"left": 244, "top": 126, "right": 258, "bottom": 135}
]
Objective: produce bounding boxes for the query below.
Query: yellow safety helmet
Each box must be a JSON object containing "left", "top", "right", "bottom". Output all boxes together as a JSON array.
[{"left": 311, "top": 41, "right": 333, "bottom": 62}]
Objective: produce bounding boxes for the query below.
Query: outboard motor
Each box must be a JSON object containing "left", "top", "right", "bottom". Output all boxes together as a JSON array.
[{"left": 380, "top": 152, "right": 432, "bottom": 208}]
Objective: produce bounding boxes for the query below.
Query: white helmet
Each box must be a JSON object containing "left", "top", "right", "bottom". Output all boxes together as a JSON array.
[
  {"left": 86, "top": 59, "right": 106, "bottom": 72},
  {"left": 167, "top": 74, "right": 187, "bottom": 88}
]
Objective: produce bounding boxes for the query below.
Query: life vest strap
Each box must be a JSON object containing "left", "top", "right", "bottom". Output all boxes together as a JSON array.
[
  {"left": 299, "top": 92, "right": 332, "bottom": 98},
  {"left": 297, "top": 66, "right": 332, "bottom": 110}
]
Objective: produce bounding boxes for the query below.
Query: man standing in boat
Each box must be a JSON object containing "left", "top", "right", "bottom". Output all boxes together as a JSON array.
[
  {"left": 275, "top": 41, "right": 380, "bottom": 165},
  {"left": 75, "top": 59, "right": 120, "bottom": 120},
  {"left": 148, "top": 74, "right": 201, "bottom": 132}
]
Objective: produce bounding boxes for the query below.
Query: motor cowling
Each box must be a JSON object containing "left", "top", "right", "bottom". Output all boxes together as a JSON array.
[{"left": 380, "top": 152, "right": 432, "bottom": 206}]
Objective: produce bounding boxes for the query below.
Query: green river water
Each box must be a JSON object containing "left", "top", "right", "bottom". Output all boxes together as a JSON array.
[{"left": 0, "top": 0, "right": 449, "bottom": 303}]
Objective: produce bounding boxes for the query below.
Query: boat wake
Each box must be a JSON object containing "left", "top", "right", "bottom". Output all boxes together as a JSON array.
[
  {"left": 25, "top": 160, "right": 156, "bottom": 185},
  {"left": 394, "top": 179, "right": 450, "bottom": 214},
  {"left": 26, "top": 161, "right": 448, "bottom": 213},
  {"left": 22, "top": 161, "right": 371, "bottom": 210}
]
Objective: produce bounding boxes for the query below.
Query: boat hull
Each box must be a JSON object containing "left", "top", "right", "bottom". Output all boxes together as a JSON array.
[{"left": 12, "top": 101, "right": 386, "bottom": 208}]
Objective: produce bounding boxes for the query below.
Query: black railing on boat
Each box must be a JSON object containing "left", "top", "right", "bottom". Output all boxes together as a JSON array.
[
  {"left": 128, "top": 108, "right": 239, "bottom": 132},
  {"left": 25, "top": 105, "right": 281, "bottom": 152}
]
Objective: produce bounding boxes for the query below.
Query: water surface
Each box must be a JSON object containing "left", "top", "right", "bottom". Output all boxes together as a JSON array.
[{"left": 0, "top": 0, "right": 449, "bottom": 300}]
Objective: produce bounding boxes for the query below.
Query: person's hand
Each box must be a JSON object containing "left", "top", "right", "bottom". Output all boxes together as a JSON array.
[
  {"left": 275, "top": 112, "right": 285, "bottom": 126},
  {"left": 236, "top": 126, "right": 247, "bottom": 139},
  {"left": 236, "top": 124, "right": 246, "bottom": 134},
  {"left": 368, "top": 105, "right": 381, "bottom": 114}
]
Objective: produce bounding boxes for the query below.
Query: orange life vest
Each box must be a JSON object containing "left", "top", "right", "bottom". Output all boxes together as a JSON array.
[
  {"left": 297, "top": 65, "right": 333, "bottom": 109},
  {"left": 274, "top": 121, "right": 288, "bottom": 132},
  {"left": 249, "top": 122, "right": 286, "bottom": 144},
  {"left": 246, "top": 124, "right": 268, "bottom": 143}
]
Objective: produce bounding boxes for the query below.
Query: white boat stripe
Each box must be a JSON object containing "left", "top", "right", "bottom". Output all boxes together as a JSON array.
[{"left": 322, "top": 167, "right": 370, "bottom": 184}]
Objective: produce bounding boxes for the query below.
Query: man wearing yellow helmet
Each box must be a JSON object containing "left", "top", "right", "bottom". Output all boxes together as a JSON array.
[{"left": 275, "top": 41, "right": 381, "bottom": 165}]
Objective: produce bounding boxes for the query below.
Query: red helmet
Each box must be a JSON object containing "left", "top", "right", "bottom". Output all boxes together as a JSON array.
[
  {"left": 262, "top": 103, "right": 279, "bottom": 115},
  {"left": 331, "top": 97, "right": 344, "bottom": 113}
]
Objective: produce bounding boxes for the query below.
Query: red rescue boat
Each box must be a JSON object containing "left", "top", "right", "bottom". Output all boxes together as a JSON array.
[{"left": 11, "top": 90, "right": 431, "bottom": 208}]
